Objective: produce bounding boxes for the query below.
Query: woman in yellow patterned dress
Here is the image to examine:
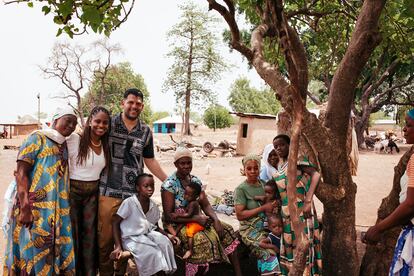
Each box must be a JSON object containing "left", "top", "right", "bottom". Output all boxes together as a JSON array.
[{"left": 3, "top": 107, "right": 78, "bottom": 275}]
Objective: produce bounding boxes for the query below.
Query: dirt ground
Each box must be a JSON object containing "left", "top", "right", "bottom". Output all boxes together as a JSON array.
[{"left": 0, "top": 126, "right": 409, "bottom": 271}]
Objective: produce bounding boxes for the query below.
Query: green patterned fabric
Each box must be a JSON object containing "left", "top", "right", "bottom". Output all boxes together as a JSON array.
[
  {"left": 274, "top": 157, "right": 322, "bottom": 276},
  {"left": 235, "top": 180, "right": 280, "bottom": 274}
]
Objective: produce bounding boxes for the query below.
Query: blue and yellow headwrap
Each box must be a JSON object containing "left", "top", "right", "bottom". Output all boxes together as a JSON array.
[{"left": 408, "top": 109, "right": 414, "bottom": 120}]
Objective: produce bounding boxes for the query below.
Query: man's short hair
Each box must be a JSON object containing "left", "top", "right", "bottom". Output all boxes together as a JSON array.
[{"left": 124, "top": 88, "right": 144, "bottom": 101}]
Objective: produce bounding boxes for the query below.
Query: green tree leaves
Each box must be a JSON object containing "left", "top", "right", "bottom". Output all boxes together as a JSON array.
[
  {"left": 228, "top": 77, "right": 281, "bottom": 115},
  {"left": 83, "top": 62, "right": 152, "bottom": 124},
  {"left": 203, "top": 105, "right": 233, "bottom": 130},
  {"left": 11, "top": 0, "right": 135, "bottom": 37},
  {"left": 162, "top": 1, "right": 228, "bottom": 134}
]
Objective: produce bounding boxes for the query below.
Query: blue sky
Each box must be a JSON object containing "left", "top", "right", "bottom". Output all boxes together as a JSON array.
[{"left": 0, "top": 1, "right": 264, "bottom": 122}]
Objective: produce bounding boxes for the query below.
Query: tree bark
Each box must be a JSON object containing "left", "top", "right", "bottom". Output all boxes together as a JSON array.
[
  {"left": 355, "top": 113, "right": 370, "bottom": 147},
  {"left": 360, "top": 146, "right": 414, "bottom": 275},
  {"left": 184, "top": 31, "right": 194, "bottom": 136}
]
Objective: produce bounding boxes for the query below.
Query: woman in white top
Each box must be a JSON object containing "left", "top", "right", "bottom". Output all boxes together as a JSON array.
[{"left": 67, "top": 106, "right": 111, "bottom": 276}]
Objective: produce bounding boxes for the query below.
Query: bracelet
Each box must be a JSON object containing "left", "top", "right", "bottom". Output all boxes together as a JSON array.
[{"left": 305, "top": 200, "right": 312, "bottom": 203}]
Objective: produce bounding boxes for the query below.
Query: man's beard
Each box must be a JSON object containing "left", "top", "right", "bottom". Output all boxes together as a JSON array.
[{"left": 124, "top": 111, "right": 139, "bottom": 120}]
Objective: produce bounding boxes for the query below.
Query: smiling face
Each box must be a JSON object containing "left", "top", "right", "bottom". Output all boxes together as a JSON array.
[
  {"left": 403, "top": 114, "right": 414, "bottom": 144},
  {"left": 244, "top": 159, "right": 260, "bottom": 183},
  {"left": 122, "top": 94, "right": 144, "bottom": 120},
  {"left": 136, "top": 176, "right": 155, "bottom": 198},
  {"left": 54, "top": 115, "right": 77, "bottom": 137},
  {"left": 90, "top": 111, "right": 110, "bottom": 138},
  {"left": 273, "top": 138, "right": 289, "bottom": 160}
]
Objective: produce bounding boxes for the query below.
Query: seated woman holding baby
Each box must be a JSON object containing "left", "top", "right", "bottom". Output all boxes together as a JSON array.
[{"left": 161, "top": 146, "right": 242, "bottom": 276}]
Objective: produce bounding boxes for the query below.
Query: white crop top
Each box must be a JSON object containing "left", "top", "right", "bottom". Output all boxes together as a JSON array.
[{"left": 67, "top": 133, "right": 106, "bottom": 181}]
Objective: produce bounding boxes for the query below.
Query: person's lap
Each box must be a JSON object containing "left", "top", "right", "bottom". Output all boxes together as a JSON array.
[{"left": 176, "top": 221, "right": 237, "bottom": 264}]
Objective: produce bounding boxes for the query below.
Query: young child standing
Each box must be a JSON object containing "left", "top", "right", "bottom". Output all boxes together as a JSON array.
[
  {"left": 110, "top": 173, "right": 177, "bottom": 276},
  {"left": 259, "top": 215, "right": 283, "bottom": 259},
  {"left": 169, "top": 181, "right": 207, "bottom": 259}
]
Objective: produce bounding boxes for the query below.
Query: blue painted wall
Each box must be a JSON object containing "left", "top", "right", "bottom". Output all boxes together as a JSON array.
[{"left": 153, "top": 123, "right": 176, "bottom": 133}]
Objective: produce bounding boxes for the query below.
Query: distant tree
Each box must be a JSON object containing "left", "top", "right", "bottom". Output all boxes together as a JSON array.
[
  {"left": 33, "top": 112, "right": 48, "bottom": 120},
  {"left": 40, "top": 42, "right": 89, "bottom": 126},
  {"left": 89, "top": 39, "right": 123, "bottom": 106},
  {"left": 190, "top": 111, "right": 203, "bottom": 124},
  {"left": 17, "top": 114, "right": 38, "bottom": 124},
  {"left": 228, "top": 77, "right": 281, "bottom": 115},
  {"left": 151, "top": 111, "right": 170, "bottom": 124},
  {"left": 162, "top": 1, "right": 227, "bottom": 135},
  {"left": 40, "top": 39, "right": 121, "bottom": 126},
  {"left": 203, "top": 105, "right": 232, "bottom": 131},
  {"left": 83, "top": 62, "right": 152, "bottom": 123}
]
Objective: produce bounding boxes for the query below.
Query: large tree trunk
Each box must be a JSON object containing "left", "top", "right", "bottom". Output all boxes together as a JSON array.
[
  {"left": 359, "top": 146, "right": 414, "bottom": 275},
  {"left": 321, "top": 171, "right": 358, "bottom": 275}
]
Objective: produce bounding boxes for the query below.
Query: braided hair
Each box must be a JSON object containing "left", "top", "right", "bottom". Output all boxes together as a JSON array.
[{"left": 77, "top": 106, "right": 111, "bottom": 168}]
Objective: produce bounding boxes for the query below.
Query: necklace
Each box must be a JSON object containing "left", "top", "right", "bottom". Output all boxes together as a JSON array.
[{"left": 90, "top": 139, "right": 102, "bottom": 147}]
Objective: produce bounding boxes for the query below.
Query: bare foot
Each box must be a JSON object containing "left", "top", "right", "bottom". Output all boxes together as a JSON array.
[{"left": 182, "top": 250, "right": 192, "bottom": 260}]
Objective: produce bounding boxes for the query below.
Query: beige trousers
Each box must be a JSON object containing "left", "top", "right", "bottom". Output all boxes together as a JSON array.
[{"left": 98, "top": 195, "right": 127, "bottom": 276}]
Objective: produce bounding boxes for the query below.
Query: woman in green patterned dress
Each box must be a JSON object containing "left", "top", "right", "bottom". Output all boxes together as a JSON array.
[
  {"left": 273, "top": 134, "right": 322, "bottom": 276},
  {"left": 234, "top": 154, "right": 281, "bottom": 275}
]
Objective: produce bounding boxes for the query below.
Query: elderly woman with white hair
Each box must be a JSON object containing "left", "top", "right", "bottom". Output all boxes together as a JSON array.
[
  {"left": 4, "top": 107, "right": 78, "bottom": 275},
  {"left": 161, "top": 146, "right": 242, "bottom": 276}
]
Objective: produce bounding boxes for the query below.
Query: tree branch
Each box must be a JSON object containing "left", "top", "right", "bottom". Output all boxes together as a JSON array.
[
  {"left": 207, "top": 0, "right": 254, "bottom": 60},
  {"left": 360, "top": 47, "right": 388, "bottom": 94},
  {"left": 324, "top": 0, "right": 386, "bottom": 145},
  {"left": 273, "top": 0, "right": 308, "bottom": 99},
  {"left": 371, "top": 75, "right": 414, "bottom": 108},
  {"left": 364, "top": 58, "right": 400, "bottom": 100}
]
